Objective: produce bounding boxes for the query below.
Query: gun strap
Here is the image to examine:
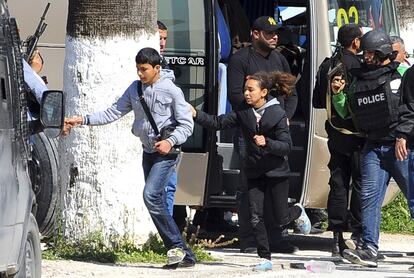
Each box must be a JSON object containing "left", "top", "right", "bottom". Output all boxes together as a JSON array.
[{"left": 136, "top": 81, "right": 160, "bottom": 136}]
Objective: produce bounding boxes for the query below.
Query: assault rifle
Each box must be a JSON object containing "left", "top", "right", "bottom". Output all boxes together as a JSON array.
[{"left": 23, "top": 2, "right": 50, "bottom": 62}]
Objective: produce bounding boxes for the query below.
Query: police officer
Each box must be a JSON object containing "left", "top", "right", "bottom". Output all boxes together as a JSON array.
[
  {"left": 331, "top": 30, "right": 408, "bottom": 268},
  {"left": 313, "top": 23, "right": 365, "bottom": 257}
]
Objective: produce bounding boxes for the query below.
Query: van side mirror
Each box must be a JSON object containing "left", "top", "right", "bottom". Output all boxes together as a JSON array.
[{"left": 40, "top": 90, "right": 65, "bottom": 138}]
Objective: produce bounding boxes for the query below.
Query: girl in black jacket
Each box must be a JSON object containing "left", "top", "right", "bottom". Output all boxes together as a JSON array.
[{"left": 191, "top": 71, "right": 311, "bottom": 271}]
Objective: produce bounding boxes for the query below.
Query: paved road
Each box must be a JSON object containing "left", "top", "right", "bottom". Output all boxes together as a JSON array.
[{"left": 42, "top": 232, "right": 414, "bottom": 278}]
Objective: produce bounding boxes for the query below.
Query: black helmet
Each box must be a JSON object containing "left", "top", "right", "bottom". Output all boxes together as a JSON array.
[{"left": 361, "top": 30, "right": 393, "bottom": 56}]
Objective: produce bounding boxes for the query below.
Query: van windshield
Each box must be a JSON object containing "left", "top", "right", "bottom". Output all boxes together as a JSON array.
[{"left": 327, "top": 0, "right": 398, "bottom": 47}]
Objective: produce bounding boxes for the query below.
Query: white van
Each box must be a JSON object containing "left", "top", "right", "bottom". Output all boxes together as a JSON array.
[{"left": 9, "top": 0, "right": 401, "bottom": 212}]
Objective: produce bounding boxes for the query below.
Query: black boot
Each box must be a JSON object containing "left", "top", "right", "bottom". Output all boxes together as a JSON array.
[{"left": 332, "top": 231, "right": 346, "bottom": 257}]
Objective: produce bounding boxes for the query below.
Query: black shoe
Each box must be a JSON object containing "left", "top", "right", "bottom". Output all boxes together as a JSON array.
[
  {"left": 240, "top": 246, "right": 257, "bottom": 253},
  {"left": 270, "top": 241, "right": 298, "bottom": 254},
  {"left": 343, "top": 248, "right": 378, "bottom": 267},
  {"left": 163, "top": 259, "right": 196, "bottom": 269},
  {"left": 332, "top": 232, "right": 347, "bottom": 257}
]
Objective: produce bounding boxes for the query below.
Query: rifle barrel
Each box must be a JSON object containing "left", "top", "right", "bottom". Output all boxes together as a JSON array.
[{"left": 41, "top": 3, "right": 51, "bottom": 20}]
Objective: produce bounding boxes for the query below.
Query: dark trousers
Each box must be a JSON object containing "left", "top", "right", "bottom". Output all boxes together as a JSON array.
[
  {"left": 248, "top": 176, "right": 301, "bottom": 260},
  {"left": 234, "top": 130, "right": 256, "bottom": 248},
  {"left": 326, "top": 126, "right": 363, "bottom": 234}
]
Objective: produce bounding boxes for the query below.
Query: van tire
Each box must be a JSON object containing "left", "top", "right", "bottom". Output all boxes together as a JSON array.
[
  {"left": 15, "top": 214, "right": 42, "bottom": 278},
  {"left": 29, "top": 132, "right": 59, "bottom": 237}
]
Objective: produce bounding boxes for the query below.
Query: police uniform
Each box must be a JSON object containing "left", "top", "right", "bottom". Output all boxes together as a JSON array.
[{"left": 334, "top": 61, "right": 409, "bottom": 265}]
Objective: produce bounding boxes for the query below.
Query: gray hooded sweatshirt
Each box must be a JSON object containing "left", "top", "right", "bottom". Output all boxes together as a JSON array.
[{"left": 85, "top": 69, "right": 194, "bottom": 153}]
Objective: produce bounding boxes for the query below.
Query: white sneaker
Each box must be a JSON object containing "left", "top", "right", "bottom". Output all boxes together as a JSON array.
[
  {"left": 167, "top": 247, "right": 186, "bottom": 265},
  {"left": 253, "top": 259, "right": 273, "bottom": 271}
]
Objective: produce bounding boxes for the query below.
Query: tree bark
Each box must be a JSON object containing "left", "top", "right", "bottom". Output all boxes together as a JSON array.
[
  {"left": 67, "top": 0, "right": 156, "bottom": 38},
  {"left": 59, "top": 0, "right": 159, "bottom": 243}
]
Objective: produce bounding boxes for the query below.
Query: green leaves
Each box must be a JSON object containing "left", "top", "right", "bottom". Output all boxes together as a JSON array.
[{"left": 381, "top": 193, "right": 414, "bottom": 233}]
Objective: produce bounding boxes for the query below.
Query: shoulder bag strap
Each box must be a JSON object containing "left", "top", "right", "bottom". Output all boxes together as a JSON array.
[{"left": 137, "top": 81, "right": 160, "bottom": 135}]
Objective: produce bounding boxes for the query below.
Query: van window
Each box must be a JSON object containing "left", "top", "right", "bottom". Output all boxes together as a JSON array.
[
  {"left": 328, "top": 0, "right": 398, "bottom": 47},
  {"left": 158, "top": 0, "right": 205, "bottom": 53},
  {"left": 158, "top": 0, "right": 207, "bottom": 151}
]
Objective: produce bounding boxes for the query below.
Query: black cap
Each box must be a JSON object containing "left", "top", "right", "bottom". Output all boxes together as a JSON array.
[{"left": 252, "top": 16, "right": 278, "bottom": 32}]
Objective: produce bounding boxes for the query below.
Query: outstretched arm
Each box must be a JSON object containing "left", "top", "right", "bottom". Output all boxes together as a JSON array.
[
  {"left": 61, "top": 82, "right": 136, "bottom": 136},
  {"left": 191, "top": 104, "right": 238, "bottom": 130}
]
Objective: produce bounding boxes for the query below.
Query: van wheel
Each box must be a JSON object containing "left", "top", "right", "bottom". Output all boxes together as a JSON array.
[
  {"left": 16, "top": 214, "right": 41, "bottom": 278},
  {"left": 29, "top": 132, "right": 59, "bottom": 237}
]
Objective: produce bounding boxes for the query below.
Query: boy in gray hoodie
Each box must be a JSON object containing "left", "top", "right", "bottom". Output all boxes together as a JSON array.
[{"left": 64, "top": 47, "right": 195, "bottom": 268}]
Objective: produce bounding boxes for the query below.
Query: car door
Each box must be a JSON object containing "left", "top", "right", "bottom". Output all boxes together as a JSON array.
[{"left": 0, "top": 15, "right": 20, "bottom": 269}]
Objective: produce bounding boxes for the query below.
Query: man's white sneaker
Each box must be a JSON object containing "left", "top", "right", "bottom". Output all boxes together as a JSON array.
[{"left": 167, "top": 247, "right": 186, "bottom": 265}]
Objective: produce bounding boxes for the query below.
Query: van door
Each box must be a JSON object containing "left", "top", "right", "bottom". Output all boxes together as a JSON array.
[
  {"left": 158, "top": 0, "right": 219, "bottom": 206},
  {"left": 0, "top": 14, "right": 27, "bottom": 269},
  {"left": 159, "top": 0, "right": 329, "bottom": 208},
  {"left": 0, "top": 35, "right": 19, "bottom": 269}
]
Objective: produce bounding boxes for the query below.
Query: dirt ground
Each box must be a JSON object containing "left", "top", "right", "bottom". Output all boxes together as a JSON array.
[{"left": 41, "top": 232, "right": 414, "bottom": 278}]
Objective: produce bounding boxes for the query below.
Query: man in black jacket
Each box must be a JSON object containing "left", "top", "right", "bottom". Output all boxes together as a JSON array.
[
  {"left": 395, "top": 65, "right": 414, "bottom": 220},
  {"left": 227, "top": 15, "right": 297, "bottom": 253},
  {"left": 395, "top": 67, "right": 414, "bottom": 272},
  {"left": 313, "top": 23, "right": 364, "bottom": 256},
  {"left": 395, "top": 66, "right": 414, "bottom": 273}
]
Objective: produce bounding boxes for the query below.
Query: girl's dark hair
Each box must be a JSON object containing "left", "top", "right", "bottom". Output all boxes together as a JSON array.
[
  {"left": 135, "top": 47, "right": 162, "bottom": 67},
  {"left": 247, "top": 71, "right": 272, "bottom": 92},
  {"left": 268, "top": 71, "right": 296, "bottom": 97},
  {"left": 249, "top": 71, "right": 296, "bottom": 98}
]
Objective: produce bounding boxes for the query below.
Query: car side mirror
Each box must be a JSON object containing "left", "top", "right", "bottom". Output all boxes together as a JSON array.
[{"left": 40, "top": 90, "right": 65, "bottom": 138}]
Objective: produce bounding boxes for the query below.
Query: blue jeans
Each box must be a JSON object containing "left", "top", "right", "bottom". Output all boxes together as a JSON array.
[
  {"left": 408, "top": 151, "right": 414, "bottom": 219},
  {"left": 360, "top": 142, "right": 408, "bottom": 251},
  {"left": 142, "top": 152, "right": 195, "bottom": 262},
  {"left": 165, "top": 171, "right": 177, "bottom": 216}
]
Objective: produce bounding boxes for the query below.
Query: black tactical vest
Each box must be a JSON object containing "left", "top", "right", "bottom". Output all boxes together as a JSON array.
[{"left": 349, "top": 65, "right": 401, "bottom": 132}]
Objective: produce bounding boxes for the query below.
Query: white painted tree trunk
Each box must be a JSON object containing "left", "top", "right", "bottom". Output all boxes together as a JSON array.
[{"left": 59, "top": 34, "right": 159, "bottom": 243}]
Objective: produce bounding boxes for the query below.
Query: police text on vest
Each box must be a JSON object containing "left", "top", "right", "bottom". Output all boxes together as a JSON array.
[{"left": 357, "top": 93, "right": 385, "bottom": 106}]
